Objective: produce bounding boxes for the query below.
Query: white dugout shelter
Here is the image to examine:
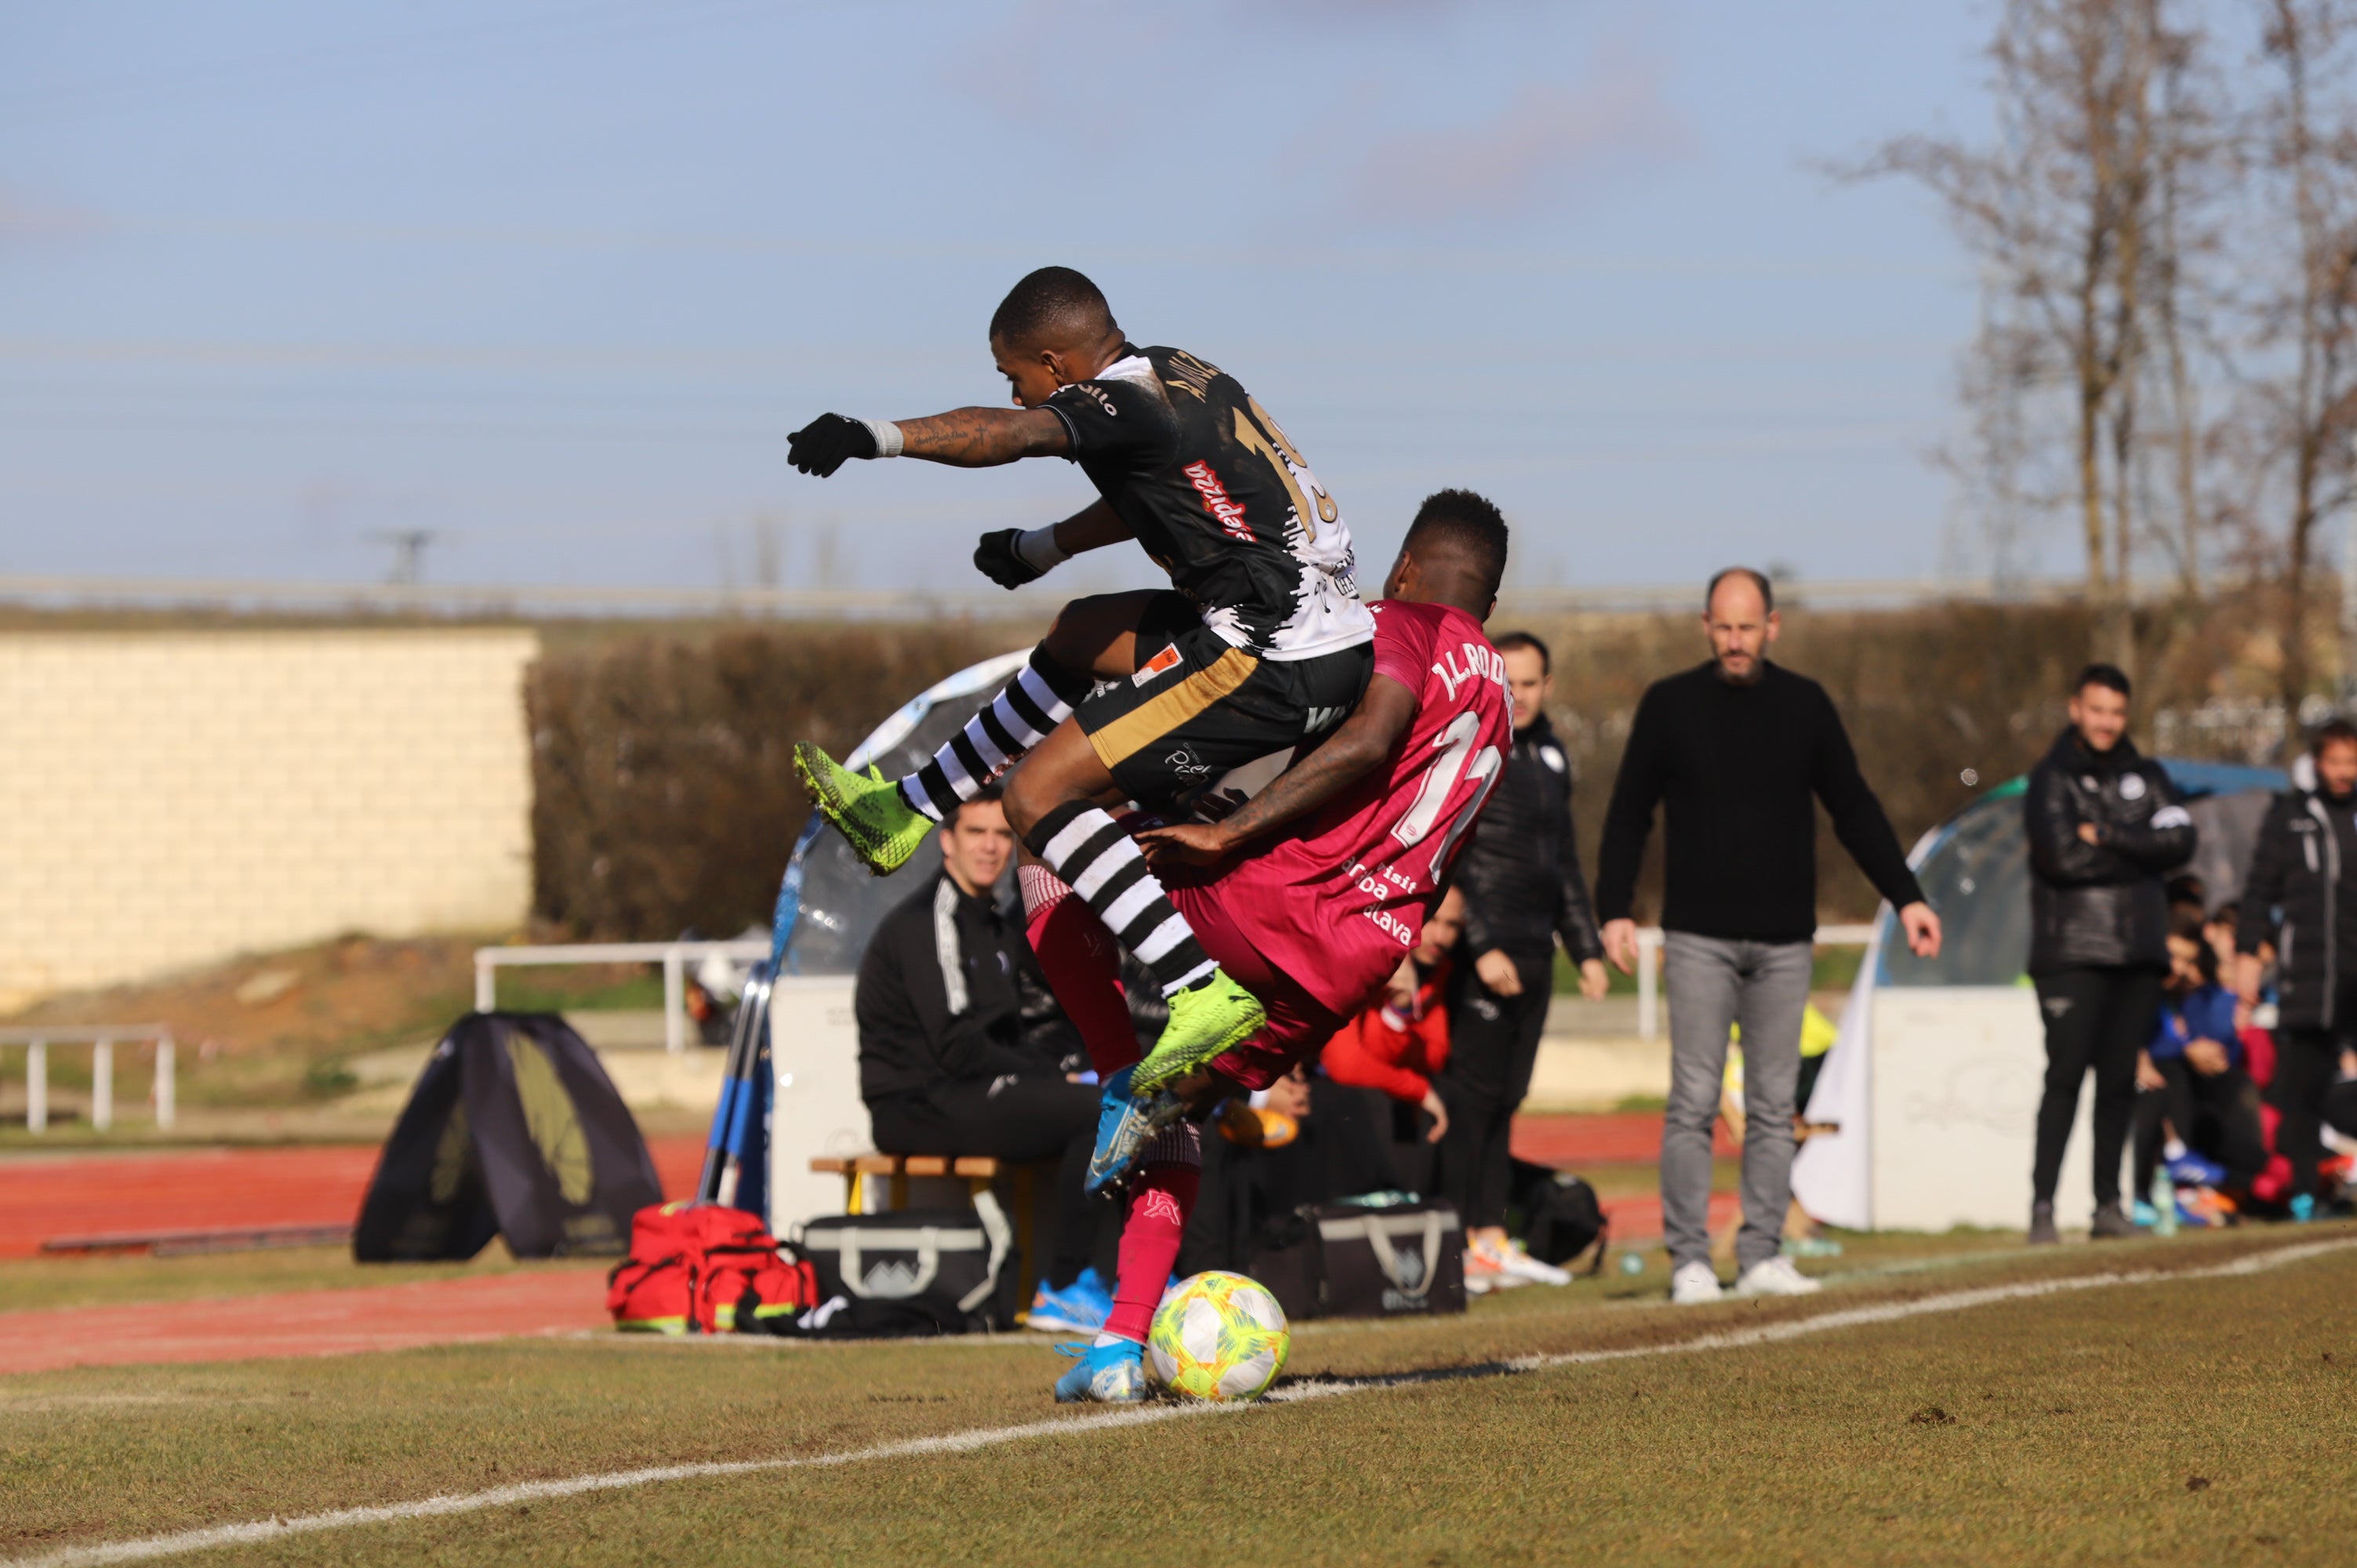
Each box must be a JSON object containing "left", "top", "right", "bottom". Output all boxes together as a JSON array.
[{"left": 1793, "top": 760, "right": 2283, "bottom": 1232}]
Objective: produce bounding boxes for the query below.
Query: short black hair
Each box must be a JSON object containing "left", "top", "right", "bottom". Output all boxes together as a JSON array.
[
  {"left": 1705, "top": 566, "right": 1773, "bottom": 614},
  {"left": 989, "top": 267, "right": 1115, "bottom": 350},
  {"left": 2075, "top": 662, "right": 2132, "bottom": 698},
  {"left": 942, "top": 783, "right": 1005, "bottom": 829},
  {"left": 2312, "top": 717, "right": 2357, "bottom": 758},
  {"left": 1492, "top": 630, "right": 1550, "bottom": 674},
  {"left": 1404, "top": 488, "right": 1509, "bottom": 601}
]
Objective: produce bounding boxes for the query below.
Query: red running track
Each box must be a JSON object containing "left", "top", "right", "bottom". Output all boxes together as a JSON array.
[
  {"left": 0, "top": 1116, "right": 1727, "bottom": 1374},
  {"left": 0, "top": 1271, "right": 615, "bottom": 1377},
  {"left": 0, "top": 1137, "right": 713, "bottom": 1261}
]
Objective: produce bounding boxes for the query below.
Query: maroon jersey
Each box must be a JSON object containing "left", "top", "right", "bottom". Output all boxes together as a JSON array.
[{"left": 1207, "top": 599, "right": 1513, "bottom": 1014}]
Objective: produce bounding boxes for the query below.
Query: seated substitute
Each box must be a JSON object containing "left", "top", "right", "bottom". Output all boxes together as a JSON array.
[
  {"left": 852, "top": 788, "right": 1109, "bottom": 1330},
  {"left": 1317, "top": 887, "right": 1462, "bottom": 1201},
  {"left": 2135, "top": 909, "right": 2267, "bottom": 1207}
]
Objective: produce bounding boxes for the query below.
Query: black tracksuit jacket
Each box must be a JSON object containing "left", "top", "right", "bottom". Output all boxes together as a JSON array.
[
  {"left": 853, "top": 873, "right": 1078, "bottom": 1103},
  {"left": 1452, "top": 713, "right": 1605, "bottom": 965},
  {"left": 2024, "top": 728, "right": 2197, "bottom": 975},
  {"left": 2235, "top": 784, "right": 2357, "bottom": 1030}
]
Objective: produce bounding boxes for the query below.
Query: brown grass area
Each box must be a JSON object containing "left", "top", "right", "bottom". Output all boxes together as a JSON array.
[{"left": 1, "top": 1227, "right": 2348, "bottom": 1566}]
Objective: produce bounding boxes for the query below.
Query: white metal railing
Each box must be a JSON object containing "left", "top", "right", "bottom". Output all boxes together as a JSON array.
[
  {"left": 474, "top": 940, "right": 771, "bottom": 1055},
  {"left": 0, "top": 1025, "right": 175, "bottom": 1133},
  {"left": 1632, "top": 923, "right": 1879, "bottom": 1040}
]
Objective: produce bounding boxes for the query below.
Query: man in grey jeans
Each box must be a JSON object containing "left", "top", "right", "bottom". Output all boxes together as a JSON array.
[{"left": 1594, "top": 568, "right": 1941, "bottom": 1303}]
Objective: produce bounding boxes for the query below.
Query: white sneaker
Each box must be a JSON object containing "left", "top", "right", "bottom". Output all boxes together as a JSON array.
[
  {"left": 1732, "top": 1256, "right": 1823, "bottom": 1298},
  {"left": 1492, "top": 1238, "right": 1573, "bottom": 1287},
  {"left": 1669, "top": 1261, "right": 1724, "bottom": 1305}
]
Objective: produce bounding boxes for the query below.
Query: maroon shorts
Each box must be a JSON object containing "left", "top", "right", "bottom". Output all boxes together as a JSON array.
[{"left": 1169, "top": 881, "right": 1349, "bottom": 1093}]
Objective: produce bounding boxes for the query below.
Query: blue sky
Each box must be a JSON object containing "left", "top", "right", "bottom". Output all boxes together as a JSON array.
[{"left": 0, "top": 1, "right": 2005, "bottom": 600}]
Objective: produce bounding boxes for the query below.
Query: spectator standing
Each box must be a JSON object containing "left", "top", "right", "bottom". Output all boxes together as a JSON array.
[
  {"left": 2025, "top": 664, "right": 2197, "bottom": 1243},
  {"left": 1596, "top": 568, "right": 1940, "bottom": 1305},
  {"left": 2234, "top": 718, "right": 2357, "bottom": 1220},
  {"left": 853, "top": 789, "right": 1109, "bottom": 1330},
  {"left": 1441, "top": 630, "right": 1606, "bottom": 1290}
]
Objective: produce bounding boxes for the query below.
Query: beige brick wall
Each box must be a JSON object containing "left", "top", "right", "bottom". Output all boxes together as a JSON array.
[{"left": 0, "top": 629, "right": 538, "bottom": 1001}]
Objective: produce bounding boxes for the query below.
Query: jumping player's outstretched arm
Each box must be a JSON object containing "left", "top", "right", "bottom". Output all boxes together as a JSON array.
[
  {"left": 787, "top": 408, "right": 1070, "bottom": 475},
  {"left": 1136, "top": 673, "right": 1419, "bottom": 867}
]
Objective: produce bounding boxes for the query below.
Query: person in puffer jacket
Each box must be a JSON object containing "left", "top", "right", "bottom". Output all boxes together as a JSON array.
[
  {"left": 2024, "top": 662, "right": 2198, "bottom": 1243},
  {"left": 2234, "top": 717, "right": 2357, "bottom": 1218}
]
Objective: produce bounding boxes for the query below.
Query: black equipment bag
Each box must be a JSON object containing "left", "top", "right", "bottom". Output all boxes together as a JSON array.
[
  {"left": 1512, "top": 1159, "right": 1607, "bottom": 1269},
  {"left": 1248, "top": 1197, "right": 1465, "bottom": 1320},
  {"left": 796, "top": 1207, "right": 1017, "bottom": 1336}
]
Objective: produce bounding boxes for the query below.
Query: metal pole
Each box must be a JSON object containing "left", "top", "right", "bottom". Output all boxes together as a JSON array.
[
  {"left": 1638, "top": 931, "right": 1661, "bottom": 1041},
  {"left": 663, "top": 949, "right": 686, "bottom": 1056},
  {"left": 27, "top": 1040, "right": 44, "bottom": 1134},
  {"left": 155, "top": 1036, "right": 176, "bottom": 1131},
  {"left": 475, "top": 953, "right": 497, "bottom": 1013},
  {"left": 92, "top": 1039, "right": 112, "bottom": 1131}
]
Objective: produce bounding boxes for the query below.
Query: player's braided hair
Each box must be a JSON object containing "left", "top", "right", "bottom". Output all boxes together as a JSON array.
[
  {"left": 990, "top": 267, "right": 1116, "bottom": 350},
  {"left": 1405, "top": 488, "right": 1509, "bottom": 597}
]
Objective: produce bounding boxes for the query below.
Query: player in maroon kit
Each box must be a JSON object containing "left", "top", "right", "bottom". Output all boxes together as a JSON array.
[{"left": 1035, "top": 489, "right": 1514, "bottom": 1403}]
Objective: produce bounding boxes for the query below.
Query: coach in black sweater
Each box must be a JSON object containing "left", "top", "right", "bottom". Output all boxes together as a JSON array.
[{"left": 1596, "top": 568, "right": 1938, "bottom": 1305}]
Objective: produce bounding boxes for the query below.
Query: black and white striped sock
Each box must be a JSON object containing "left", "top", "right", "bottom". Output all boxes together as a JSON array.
[
  {"left": 897, "top": 648, "right": 1086, "bottom": 822},
  {"left": 1026, "top": 802, "right": 1216, "bottom": 998}
]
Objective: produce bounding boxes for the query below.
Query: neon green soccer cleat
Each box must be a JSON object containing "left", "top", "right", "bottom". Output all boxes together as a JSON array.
[
  {"left": 1129, "top": 967, "right": 1266, "bottom": 1094},
  {"left": 792, "top": 742, "right": 933, "bottom": 877}
]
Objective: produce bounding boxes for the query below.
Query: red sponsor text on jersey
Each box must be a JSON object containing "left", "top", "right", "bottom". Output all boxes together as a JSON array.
[
  {"left": 1182, "top": 460, "right": 1255, "bottom": 543},
  {"left": 1198, "top": 599, "right": 1512, "bottom": 1016}
]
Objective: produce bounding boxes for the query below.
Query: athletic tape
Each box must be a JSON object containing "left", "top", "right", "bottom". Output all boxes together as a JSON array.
[{"left": 13, "top": 1237, "right": 2349, "bottom": 1568}]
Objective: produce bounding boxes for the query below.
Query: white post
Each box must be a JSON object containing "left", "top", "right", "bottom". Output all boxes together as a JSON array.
[
  {"left": 155, "top": 1036, "right": 176, "bottom": 1131},
  {"left": 475, "top": 954, "right": 497, "bottom": 1013},
  {"left": 26, "top": 1040, "right": 44, "bottom": 1134},
  {"left": 1638, "top": 931, "right": 1662, "bottom": 1042},
  {"left": 663, "top": 949, "right": 686, "bottom": 1056},
  {"left": 92, "top": 1039, "right": 113, "bottom": 1131}
]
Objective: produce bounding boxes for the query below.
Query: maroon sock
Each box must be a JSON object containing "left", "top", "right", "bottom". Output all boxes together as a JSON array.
[
  {"left": 1020, "top": 862, "right": 1142, "bottom": 1078},
  {"left": 1105, "top": 1159, "right": 1200, "bottom": 1345}
]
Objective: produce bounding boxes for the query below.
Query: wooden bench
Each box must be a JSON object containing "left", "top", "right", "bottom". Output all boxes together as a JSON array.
[
  {"left": 808, "top": 1152, "right": 1005, "bottom": 1215},
  {"left": 810, "top": 1152, "right": 1044, "bottom": 1302}
]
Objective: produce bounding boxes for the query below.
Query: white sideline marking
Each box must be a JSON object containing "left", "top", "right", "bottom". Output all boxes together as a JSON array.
[{"left": 15, "top": 1237, "right": 2351, "bottom": 1568}]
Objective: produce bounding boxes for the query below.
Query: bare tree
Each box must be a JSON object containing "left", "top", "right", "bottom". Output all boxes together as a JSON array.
[
  {"left": 1858, "top": 0, "right": 2208, "bottom": 666},
  {"left": 2232, "top": 0, "right": 2357, "bottom": 727}
]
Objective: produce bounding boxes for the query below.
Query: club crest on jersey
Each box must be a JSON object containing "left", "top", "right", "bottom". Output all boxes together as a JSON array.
[
  {"left": 1131, "top": 644, "right": 1183, "bottom": 687},
  {"left": 1182, "top": 460, "right": 1255, "bottom": 543}
]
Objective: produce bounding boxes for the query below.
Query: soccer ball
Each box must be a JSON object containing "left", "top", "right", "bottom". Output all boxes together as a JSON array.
[{"left": 1146, "top": 1270, "right": 1291, "bottom": 1403}]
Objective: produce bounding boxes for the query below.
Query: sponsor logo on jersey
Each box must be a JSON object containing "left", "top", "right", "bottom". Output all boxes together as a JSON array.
[
  {"left": 1182, "top": 460, "right": 1255, "bottom": 543},
  {"left": 1131, "top": 644, "right": 1183, "bottom": 687},
  {"left": 1164, "top": 746, "right": 1211, "bottom": 779},
  {"left": 1070, "top": 382, "right": 1119, "bottom": 417}
]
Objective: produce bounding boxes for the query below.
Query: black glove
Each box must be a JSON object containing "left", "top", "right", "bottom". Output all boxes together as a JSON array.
[
  {"left": 786, "top": 413, "right": 877, "bottom": 477},
  {"left": 973, "top": 528, "right": 1045, "bottom": 590}
]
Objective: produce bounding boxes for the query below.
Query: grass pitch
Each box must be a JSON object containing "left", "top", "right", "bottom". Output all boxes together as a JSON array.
[{"left": 3, "top": 1227, "right": 2352, "bottom": 1567}]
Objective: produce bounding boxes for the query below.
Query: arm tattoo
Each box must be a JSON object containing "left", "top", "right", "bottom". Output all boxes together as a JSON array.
[
  {"left": 1210, "top": 680, "right": 1418, "bottom": 848},
  {"left": 898, "top": 408, "right": 1070, "bottom": 466}
]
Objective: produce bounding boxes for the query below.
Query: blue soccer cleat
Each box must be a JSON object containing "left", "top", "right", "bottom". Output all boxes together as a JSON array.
[
  {"left": 1084, "top": 1067, "right": 1186, "bottom": 1197},
  {"left": 1053, "top": 1338, "right": 1150, "bottom": 1403},
  {"left": 1028, "top": 1267, "right": 1114, "bottom": 1335},
  {"left": 2290, "top": 1192, "right": 2318, "bottom": 1223}
]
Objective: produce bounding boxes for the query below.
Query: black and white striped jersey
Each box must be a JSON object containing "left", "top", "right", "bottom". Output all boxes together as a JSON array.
[{"left": 1040, "top": 343, "right": 1371, "bottom": 662}]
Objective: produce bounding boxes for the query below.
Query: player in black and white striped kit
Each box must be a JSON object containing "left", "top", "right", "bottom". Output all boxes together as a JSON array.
[{"left": 787, "top": 267, "right": 1373, "bottom": 1091}]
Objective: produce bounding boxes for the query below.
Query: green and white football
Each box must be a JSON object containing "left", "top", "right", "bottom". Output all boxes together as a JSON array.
[{"left": 1146, "top": 1270, "right": 1291, "bottom": 1403}]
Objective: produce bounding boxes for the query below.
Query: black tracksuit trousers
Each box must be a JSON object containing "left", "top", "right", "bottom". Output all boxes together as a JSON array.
[
  {"left": 866, "top": 1075, "right": 1102, "bottom": 1288},
  {"left": 1439, "top": 951, "right": 1554, "bottom": 1232},
  {"left": 2273, "top": 1028, "right": 2346, "bottom": 1201},
  {"left": 2032, "top": 966, "right": 2164, "bottom": 1209}
]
